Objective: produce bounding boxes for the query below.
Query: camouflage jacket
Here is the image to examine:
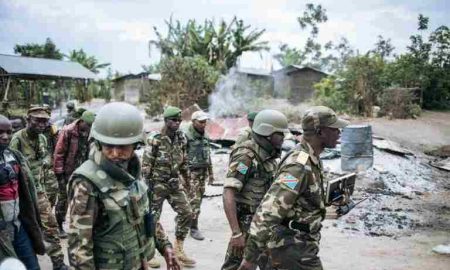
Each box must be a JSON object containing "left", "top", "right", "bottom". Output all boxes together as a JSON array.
[
  {"left": 142, "top": 127, "right": 190, "bottom": 184},
  {"left": 43, "top": 124, "right": 59, "bottom": 157},
  {"left": 234, "top": 126, "right": 252, "bottom": 146},
  {"left": 184, "top": 123, "right": 213, "bottom": 173},
  {"left": 243, "top": 139, "right": 326, "bottom": 263},
  {"left": 224, "top": 138, "right": 278, "bottom": 214},
  {"left": 67, "top": 148, "right": 171, "bottom": 269},
  {"left": 9, "top": 129, "right": 49, "bottom": 191}
]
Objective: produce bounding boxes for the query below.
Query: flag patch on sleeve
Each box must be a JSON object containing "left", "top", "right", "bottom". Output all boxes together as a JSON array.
[
  {"left": 279, "top": 173, "right": 299, "bottom": 190},
  {"left": 236, "top": 162, "right": 249, "bottom": 175}
]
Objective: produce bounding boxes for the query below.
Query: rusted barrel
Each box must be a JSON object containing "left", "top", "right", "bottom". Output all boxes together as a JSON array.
[{"left": 341, "top": 125, "right": 373, "bottom": 171}]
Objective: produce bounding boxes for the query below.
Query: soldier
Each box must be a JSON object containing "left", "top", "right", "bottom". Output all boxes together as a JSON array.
[
  {"left": 67, "top": 102, "right": 180, "bottom": 270},
  {"left": 183, "top": 110, "right": 214, "bottom": 241},
  {"left": 142, "top": 106, "right": 196, "bottom": 268},
  {"left": 222, "top": 109, "right": 289, "bottom": 270},
  {"left": 53, "top": 110, "right": 95, "bottom": 237},
  {"left": 63, "top": 101, "right": 76, "bottom": 125},
  {"left": 234, "top": 111, "right": 258, "bottom": 146},
  {"left": 10, "top": 107, "right": 68, "bottom": 270},
  {"left": 0, "top": 114, "right": 45, "bottom": 270},
  {"left": 238, "top": 106, "right": 349, "bottom": 270}
]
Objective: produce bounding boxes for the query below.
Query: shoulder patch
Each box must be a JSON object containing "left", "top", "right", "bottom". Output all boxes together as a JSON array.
[
  {"left": 296, "top": 151, "right": 309, "bottom": 165},
  {"left": 236, "top": 162, "right": 249, "bottom": 175},
  {"left": 279, "top": 173, "right": 300, "bottom": 190}
]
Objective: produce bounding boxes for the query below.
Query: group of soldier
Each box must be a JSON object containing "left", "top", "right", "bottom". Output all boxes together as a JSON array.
[{"left": 0, "top": 99, "right": 349, "bottom": 270}]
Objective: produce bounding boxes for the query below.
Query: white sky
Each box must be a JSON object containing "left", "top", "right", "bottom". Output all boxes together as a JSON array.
[{"left": 0, "top": 0, "right": 448, "bottom": 77}]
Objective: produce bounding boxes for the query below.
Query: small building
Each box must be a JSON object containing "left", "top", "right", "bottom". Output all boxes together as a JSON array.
[
  {"left": 112, "top": 72, "right": 160, "bottom": 104},
  {"left": 273, "top": 65, "right": 328, "bottom": 104},
  {"left": 236, "top": 67, "right": 273, "bottom": 97}
]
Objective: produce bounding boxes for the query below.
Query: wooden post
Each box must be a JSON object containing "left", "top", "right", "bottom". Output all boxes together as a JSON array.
[{"left": 2, "top": 77, "right": 10, "bottom": 101}]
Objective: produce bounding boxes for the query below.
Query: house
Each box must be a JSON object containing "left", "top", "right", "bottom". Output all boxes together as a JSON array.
[
  {"left": 112, "top": 72, "right": 160, "bottom": 104},
  {"left": 273, "top": 65, "right": 328, "bottom": 104},
  {"left": 235, "top": 67, "right": 273, "bottom": 97}
]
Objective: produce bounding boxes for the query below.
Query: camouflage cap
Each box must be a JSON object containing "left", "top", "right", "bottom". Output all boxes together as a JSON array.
[
  {"left": 163, "top": 106, "right": 182, "bottom": 118},
  {"left": 27, "top": 107, "right": 50, "bottom": 119},
  {"left": 80, "top": 111, "right": 95, "bottom": 125},
  {"left": 247, "top": 111, "right": 258, "bottom": 121},
  {"left": 302, "top": 106, "right": 349, "bottom": 132}
]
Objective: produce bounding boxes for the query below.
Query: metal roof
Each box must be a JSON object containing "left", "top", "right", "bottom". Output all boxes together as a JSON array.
[
  {"left": 237, "top": 67, "right": 271, "bottom": 77},
  {"left": 0, "top": 54, "right": 96, "bottom": 79},
  {"left": 273, "top": 65, "right": 328, "bottom": 76}
]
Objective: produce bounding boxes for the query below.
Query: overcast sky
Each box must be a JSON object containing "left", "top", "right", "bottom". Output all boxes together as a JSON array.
[{"left": 1, "top": 0, "right": 449, "bottom": 76}]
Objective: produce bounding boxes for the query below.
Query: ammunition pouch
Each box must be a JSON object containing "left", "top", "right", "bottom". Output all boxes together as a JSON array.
[{"left": 281, "top": 219, "right": 321, "bottom": 234}]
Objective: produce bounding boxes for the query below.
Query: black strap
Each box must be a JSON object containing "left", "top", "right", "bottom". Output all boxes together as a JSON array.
[{"left": 281, "top": 219, "right": 311, "bottom": 233}]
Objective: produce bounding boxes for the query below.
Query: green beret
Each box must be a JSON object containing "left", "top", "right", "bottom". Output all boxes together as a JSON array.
[
  {"left": 247, "top": 111, "right": 258, "bottom": 121},
  {"left": 81, "top": 111, "right": 96, "bottom": 125},
  {"left": 163, "top": 106, "right": 182, "bottom": 118}
]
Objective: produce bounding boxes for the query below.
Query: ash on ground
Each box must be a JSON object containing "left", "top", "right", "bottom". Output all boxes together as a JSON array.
[{"left": 322, "top": 148, "right": 450, "bottom": 238}]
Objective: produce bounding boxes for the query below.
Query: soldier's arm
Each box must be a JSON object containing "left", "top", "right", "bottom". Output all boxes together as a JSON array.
[
  {"left": 243, "top": 163, "right": 307, "bottom": 263},
  {"left": 223, "top": 151, "right": 253, "bottom": 234},
  {"left": 40, "top": 135, "right": 51, "bottom": 167},
  {"left": 68, "top": 178, "right": 98, "bottom": 270},
  {"left": 9, "top": 135, "right": 21, "bottom": 152},
  {"left": 179, "top": 137, "right": 190, "bottom": 182},
  {"left": 53, "top": 128, "right": 68, "bottom": 175},
  {"left": 154, "top": 221, "right": 173, "bottom": 255},
  {"left": 141, "top": 137, "right": 157, "bottom": 180}
]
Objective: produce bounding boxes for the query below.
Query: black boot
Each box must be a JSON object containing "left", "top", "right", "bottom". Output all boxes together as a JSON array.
[
  {"left": 57, "top": 221, "right": 68, "bottom": 239},
  {"left": 190, "top": 218, "right": 204, "bottom": 241}
]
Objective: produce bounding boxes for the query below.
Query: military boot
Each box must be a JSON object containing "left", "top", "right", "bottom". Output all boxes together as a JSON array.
[
  {"left": 148, "top": 257, "right": 161, "bottom": 268},
  {"left": 57, "top": 222, "right": 68, "bottom": 239},
  {"left": 190, "top": 218, "right": 205, "bottom": 241},
  {"left": 174, "top": 239, "right": 196, "bottom": 268}
]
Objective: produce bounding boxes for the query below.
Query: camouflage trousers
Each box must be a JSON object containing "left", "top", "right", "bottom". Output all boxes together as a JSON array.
[
  {"left": 42, "top": 169, "right": 58, "bottom": 207},
  {"left": 222, "top": 213, "right": 271, "bottom": 270},
  {"left": 270, "top": 240, "right": 322, "bottom": 270},
  {"left": 188, "top": 168, "right": 208, "bottom": 221},
  {"left": 37, "top": 191, "right": 65, "bottom": 268},
  {"left": 55, "top": 175, "right": 69, "bottom": 227},
  {"left": 151, "top": 179, "right": 193, "bottom": 240}
]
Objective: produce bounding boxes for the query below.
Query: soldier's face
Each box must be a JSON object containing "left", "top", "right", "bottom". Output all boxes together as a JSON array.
[
  {"left": 165, "top": 117, "right": 181, "bottom": 132},
  {"left": 101, "top": 144, "right": 134, "bottom": 164},
  {"left": 248, "top": 120, "right": 254, "bottom": 128},
  {"left": 78, "top": 121, "right": 91, "bottom": 138},
  {"left": 320, "top": 127, "right": 341, "bottom": 148},
  {"left": 269, "top": 132, "right": 285, "bottom": 150},
  {"left": 193, "top": 119, "right": 207, "bottom": 133},
  {"left": 0, "top": 120, "right": 12, "bottom": 146},
  {"left": 28, "top": 116, "right": 49, "bottom": 133}
]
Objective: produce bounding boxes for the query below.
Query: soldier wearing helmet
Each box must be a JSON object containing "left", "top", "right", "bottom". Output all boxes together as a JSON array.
[
  {"left": 67, "top": 102, "right": 180, "bottom": 270},
  {"left": 238, "top": 106, "right": 349, "bottom": 270},
  {"left": 63, "top": 101, "right": 76, "bottom": 125},
  {"left": 234, "top": 111, "right": 258, "bottom": 146},
  {"left": 222, "top": 109, "right": 289, "bottom": 270}
]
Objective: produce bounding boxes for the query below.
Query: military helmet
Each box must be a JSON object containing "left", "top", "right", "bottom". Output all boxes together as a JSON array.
[
  {"left": 91, "top": 102, "right": 144, "bottom": 145},
  {"left": 66, "top": 101, "right": 75, "bottom": 110},
  {"left": 252, "top": 109, "right": 289, "bottom": 136},
  {"left": 302, "top": 106, "right": 349, "bottom": 134},
  {"left": 247, "top": 111, "right": 258, "bottom": 121}
]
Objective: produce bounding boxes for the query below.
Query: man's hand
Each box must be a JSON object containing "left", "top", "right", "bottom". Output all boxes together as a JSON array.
[
  {"left": 230, "top": 233, "right": 246, "bottom": 257},
  {"left": 208, "top": 175, "right": 215, "bottom": 185},
  {"left": 163, "top": 247, "right": 181, "bottom": 270},
  {"left": 237, "top": 259, "right": 256, "bottom": 270}
]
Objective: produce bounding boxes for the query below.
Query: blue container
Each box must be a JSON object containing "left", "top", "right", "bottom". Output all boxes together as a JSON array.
[{"left": 341, "top": 125, "right": 373, "bottom": 171}]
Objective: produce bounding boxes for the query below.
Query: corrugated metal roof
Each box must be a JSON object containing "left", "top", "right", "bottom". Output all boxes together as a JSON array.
[
  {"left": 237, "top": 67, "right": 271, "bottom": 77},
  {"left": 0, "top": 54, "right": 96, "bottom": 79},
  {"left": 274, "top": 65, "right": 328, "bottom": 75},
  {"left": 148, "top": 73, "right": 161, "bottom": 81}
]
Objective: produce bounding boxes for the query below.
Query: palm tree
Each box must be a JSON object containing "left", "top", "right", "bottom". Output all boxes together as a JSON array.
[{"left": 66, "top": 49, "right": 110, "bottom": 74}]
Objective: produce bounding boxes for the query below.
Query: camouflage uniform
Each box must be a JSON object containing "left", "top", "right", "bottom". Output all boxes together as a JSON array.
[
  {"left": 142, "top": 128, "right": 192, "bottom": 240},
  {"left": 184, "top": 123, "right": 213, "bottom": 221},
  {"left": 67, "top": 148, "right": 172, "bottom": 269},
  {"left": 42, "top": 124, "right": 59, "bottom": 206},
  {"left": 234, "top": 126, "right": 252, "bottom": 146},
  {"left": 243, "top": 140, "right": 326, "bottom": 270},
  {"left": 10, "top": 128, "right": 65, "bottom": 268},
  {"left": 222, "top": 138, "right": 278, "bottom": 270}
]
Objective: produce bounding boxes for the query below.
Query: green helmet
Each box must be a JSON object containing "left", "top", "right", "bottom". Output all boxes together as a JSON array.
[
  {"left": 91, "top": 102, "right": 144, "bottom": 145},
  {"left": 252, "top": 109, "right": 289, "bottom": 136}
]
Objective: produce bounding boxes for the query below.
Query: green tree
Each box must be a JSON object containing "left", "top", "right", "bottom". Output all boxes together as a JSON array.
[
  {"left": 66, "top": 49, "right": 110, "bottom": 74},
  {"left": 14, "top": 38, "right": 63, "bottom": 59},
  {"left": 150, "top": 17, "right": 268, "bottom": 72},
  {"left": 144, "top": 56, "right": 220, "bottom": 116}
]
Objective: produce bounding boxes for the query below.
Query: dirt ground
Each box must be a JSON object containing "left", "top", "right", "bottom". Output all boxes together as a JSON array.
[{"left": 38, "top": 108, "right": 450, "bottom": 269}]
